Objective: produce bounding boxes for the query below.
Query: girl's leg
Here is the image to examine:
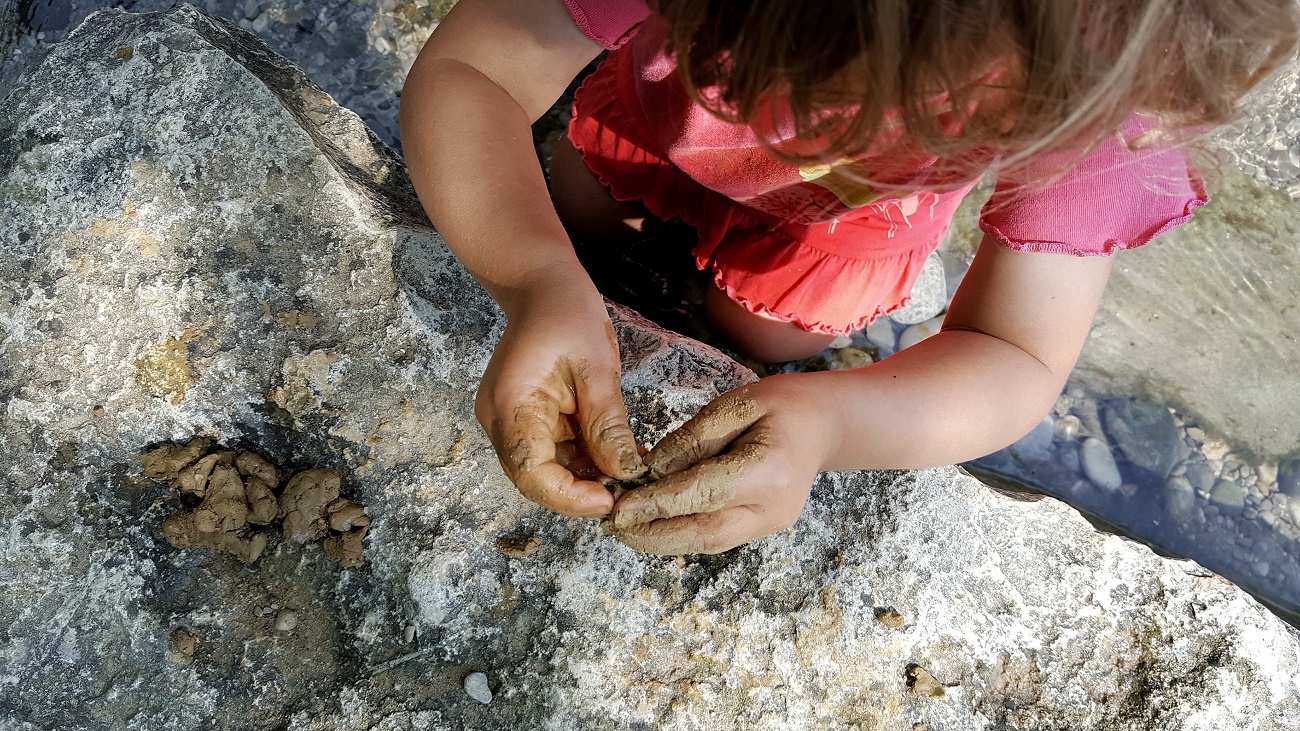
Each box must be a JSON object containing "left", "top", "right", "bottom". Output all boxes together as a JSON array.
[
  {"left": 549, "top": 136, "right": 658, "bottom": 246},
  {"left": 551, "top": 135, "right": 834, "bottom": 363},
  {"left": 703, "top": 284, "right": 835, "bottom": 362}
]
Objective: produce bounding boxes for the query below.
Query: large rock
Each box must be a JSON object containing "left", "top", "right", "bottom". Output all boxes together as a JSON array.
[{"left": 3, "top": 7, "right": 1300, "bottom": 730}]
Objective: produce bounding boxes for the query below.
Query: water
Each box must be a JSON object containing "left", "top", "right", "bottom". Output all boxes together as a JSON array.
[{"left": 4, "top": 0, "right": 1300, "bottom": 625}]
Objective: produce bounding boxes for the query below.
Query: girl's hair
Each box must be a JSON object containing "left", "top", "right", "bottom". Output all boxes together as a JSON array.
[{"left": 652, "top": 0, "right": 1299, "bottom": 185}]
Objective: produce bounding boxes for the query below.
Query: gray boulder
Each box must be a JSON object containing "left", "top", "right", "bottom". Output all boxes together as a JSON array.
[{"left": 2, "top": 7, "right": 1300, "bottom": 730}]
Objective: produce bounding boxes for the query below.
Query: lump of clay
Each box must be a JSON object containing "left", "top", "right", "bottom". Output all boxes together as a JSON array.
[
  {"left": 176, "top": 451, "right": 235, "bottom": 497},
  {"left": 143, "top": 443, "right": 367, "bottom": 566},
  {"left": 281, "top": 468, "right": 341, "bottom": 543},
  {"left": 140, "top": 438, "right": 211, "bottom": 481},
  {"left": 322, "top": 497, "right": 370, "bottom": 567},
  {"left": 162, "top": 462, "right": 266, "bottom": 564}
]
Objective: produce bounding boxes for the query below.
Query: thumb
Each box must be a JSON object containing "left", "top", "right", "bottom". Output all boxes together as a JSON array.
[
  {"left": 646, "top": 389, "right": 762, "bottom": 477},
  {"left": 573, "top": 363, "right": 646, "bottom": 481}
]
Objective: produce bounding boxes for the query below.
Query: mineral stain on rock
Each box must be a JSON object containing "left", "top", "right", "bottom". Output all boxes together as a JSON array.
[
  {"left": 141, "top": 441, "right": 368, "bottom": 566},
  {"left": 134, "top": 335, "right": 198, "bottom": 404}
]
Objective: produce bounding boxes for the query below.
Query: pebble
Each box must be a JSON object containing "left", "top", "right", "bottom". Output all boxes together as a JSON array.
[
  {"left": 275, "top": 609, "right": 298, "bottom": 632},
  {"left": 403, "top": 624, "right": 416, "bottom": 643},
  {"left": 1202, "top": 438, "right": 1231, "bottom": 462},
  {"left": 464, "top": 672, "right": 493, "bottom": 704},
  {"left": 1079, "top": 438, "right": 1123, "bottom": 492},
  {"left": 1254, "top": 561, "right": 1271, "bottom": 578},
  {"left": 828, "top": 335, "right": 853, "bottom": 349},
  {"left": 1290, "top": 497, "right": 1300, "bottom": 526},
  {"left": 864, "top": 317, "right": 896, "bottom": 351},
  {"left": 897, "top": 315, "right": 943, "bottom": 350},
  {"left": 831, "top": 347, "right": 874, "bottom": 370},
  {"left": 1163, "top": 476, "right": 1197, "bottom": 523},
  {"left": 1010, "top": 417, "right": 1055, "bottom": 463},
  {"left": 1054, "top": 414, "right": 1081, "bottom": 440},
  {"left": 1210, "top": 479, "right": 1246, "bottom": 514},
  {"left": 1182, "top": 461, "right": 1215, "bottom": 492},
  {"left": 1185, "top": 426, "right": 1205, "bottom": 443},
  {"left": 1258, "top": 462, "right": 1279, "bottom": 485}
]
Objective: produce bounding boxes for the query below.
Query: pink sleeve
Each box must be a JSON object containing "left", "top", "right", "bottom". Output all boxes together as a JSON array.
[
  {"left": 979, "top": 115, "right": 1209, "bottom": 256},
  {"left": 563, "top": 0, "right": 651, "bottom": 50}
]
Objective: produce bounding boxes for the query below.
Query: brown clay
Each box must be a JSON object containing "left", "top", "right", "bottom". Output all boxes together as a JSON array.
[
  {"left": 176, "top": 451, "right": 235, "bottom": 497},
  {"left": 280, "top": 468, "right": 341, "bottom": 543},
  {"left": 140, "top": 438, "right": 210, "bottom": 481},
  {"left": 146, "top": 443, "right": 367, "bottom": 566},
  {"left": 326, "top": 498, "right": 369, "bottom": 532},
  {"left": 167, "top": 627, "right": 199, "bottom": 666},
  {"left": 245, "top": 476, "right": 280, "bottom": 525},
  {"left": 906, "top": 665, "right": 946, "bottom": 698},
  {"left": 322, "top": 525, "right": 368, "bottom": 568},
  {"left": 235, "top": 450, "right": 281, "bottom": 490},
  {"left": 496, "top": 535, "right": 543, "bottom": 558},
  {"left": 875, "top": 609, "right": 905, "bottom": 629}
]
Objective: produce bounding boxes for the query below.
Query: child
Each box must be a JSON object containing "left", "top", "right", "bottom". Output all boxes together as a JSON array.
[{"left": 399, "top": 0, "right": 1297, "bottom": 555}]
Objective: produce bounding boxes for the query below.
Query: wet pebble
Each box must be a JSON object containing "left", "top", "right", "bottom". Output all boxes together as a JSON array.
[
  {"left": 1254, "top": 561, "right": 1271, "bottom": 578},
  {"left": 464, "top": 672, "right": 493, "bottom": 704},
  {"left": 1080, "top": 438, "right": 1122, "bottom": 492},
  {"left": 1102, "top": 398, "right": 1182, "bottom": 478},
  {"left": 1210, "top": 479, "right": 1245, "bottom": 514},
  {"left": 1164, "top": 476, "right": 1197, "bottom": 524},
  {"left": 1054, "top": 415, "right": 1081, "bottom": 440},
  {"left": 1184, "top": 461, "right": 1216, "bottom": 493},
  {"left": 403, "top": 624, "right": 416, "bottom": 643},
  {"left": 1010, "top": 417, "right": 1055, "bottom": 463},
  {"left": 1202, "top": 438, "right": 1231, "bottom": 462}
]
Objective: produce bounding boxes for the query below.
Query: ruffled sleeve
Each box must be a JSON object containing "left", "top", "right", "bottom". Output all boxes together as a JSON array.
[
  {"left": 563, "top": 0, "right": 650, "bottom": 50},
  {"left": 979, "top": 115, "right": 1208, "bottom": 256}
]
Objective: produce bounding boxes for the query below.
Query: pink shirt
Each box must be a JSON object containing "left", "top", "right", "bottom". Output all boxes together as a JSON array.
[{"left": 563, "top": 0, "right": 1206, "bottom": 257}]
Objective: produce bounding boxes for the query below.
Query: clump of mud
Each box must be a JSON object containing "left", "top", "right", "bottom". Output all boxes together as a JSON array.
[{"left": 140, "top": 439, "right": 369, "bottom": 566}]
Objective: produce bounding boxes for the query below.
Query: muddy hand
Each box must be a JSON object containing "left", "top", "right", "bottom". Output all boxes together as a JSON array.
[
  {"left": 479, "top": 314, "right": 647, "bottom": 519},
  {"left": 608, "top": 385, "right": 821, "bottom": 555}
]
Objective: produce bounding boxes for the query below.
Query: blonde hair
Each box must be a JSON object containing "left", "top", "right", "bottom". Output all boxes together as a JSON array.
[{"left": 653, "top": 0, "right": 1299, "bottom": 186}]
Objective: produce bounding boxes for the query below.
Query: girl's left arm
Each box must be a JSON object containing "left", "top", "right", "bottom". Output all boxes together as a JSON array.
[{"left": 609, "top": 236, "right": 1113, "bottom": 554}]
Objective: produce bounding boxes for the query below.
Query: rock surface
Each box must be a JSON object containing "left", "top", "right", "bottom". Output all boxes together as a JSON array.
[{"left": 3, "top": 7, "right": 1300, "bottom": 731}]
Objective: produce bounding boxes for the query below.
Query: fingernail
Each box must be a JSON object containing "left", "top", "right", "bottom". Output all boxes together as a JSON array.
[{"left": 619, "top": 447, "right": 647, "bottom": 478}]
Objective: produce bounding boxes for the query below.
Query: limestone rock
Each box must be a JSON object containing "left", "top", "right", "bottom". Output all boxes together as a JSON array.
[{"left": 2, "top": 7, "right": 1300, "bottom": 731}]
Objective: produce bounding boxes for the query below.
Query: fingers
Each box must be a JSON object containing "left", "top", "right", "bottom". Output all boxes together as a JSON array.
[
  {"left": 489, "top": 394, "right": 612, "bottom": 519},
  {"left": 515, "top": 462, "right": 613, "bottom": 519},
  {"left": 572, "top": 361, "right": 646, "bottom": 481},
  {"left": 646, "top": 391, "right": 762, "bottom": 477},
  {"left": 611, "top": 507, "right": 769, "bottom": 555},
  {"left": 610, "top": 444, "right": 761, "bottom": 529}
]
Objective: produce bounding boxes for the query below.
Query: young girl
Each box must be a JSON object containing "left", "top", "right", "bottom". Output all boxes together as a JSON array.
[{"left": 399, "top": 0, "right": 1297, "bottom": 555}]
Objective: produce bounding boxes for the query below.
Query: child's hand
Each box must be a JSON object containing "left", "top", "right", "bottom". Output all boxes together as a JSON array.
[
  {"left": 477, "top": 292, "right": 647, "bottom": 520},
  {"left": 607, "top": 376, "right": 838, "bottom": 554}
]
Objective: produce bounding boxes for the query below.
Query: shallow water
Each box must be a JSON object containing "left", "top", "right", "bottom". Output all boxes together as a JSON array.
[{"left": 4, "top": 0, "right": 1300, "bottom": 625}]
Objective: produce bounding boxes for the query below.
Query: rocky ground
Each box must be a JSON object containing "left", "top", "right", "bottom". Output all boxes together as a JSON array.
[{"left": 4, "top": 7, "right": 1300, "bottom": 729}]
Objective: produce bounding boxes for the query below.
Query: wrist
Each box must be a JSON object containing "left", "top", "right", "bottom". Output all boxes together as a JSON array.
[{"left": 485, "top": 256, "right": 602, "bottom": 321}]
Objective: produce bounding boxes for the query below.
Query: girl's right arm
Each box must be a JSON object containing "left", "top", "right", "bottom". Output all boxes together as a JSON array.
[{"left": 400, "top": 0, "right": 646, "bottom": 518}]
